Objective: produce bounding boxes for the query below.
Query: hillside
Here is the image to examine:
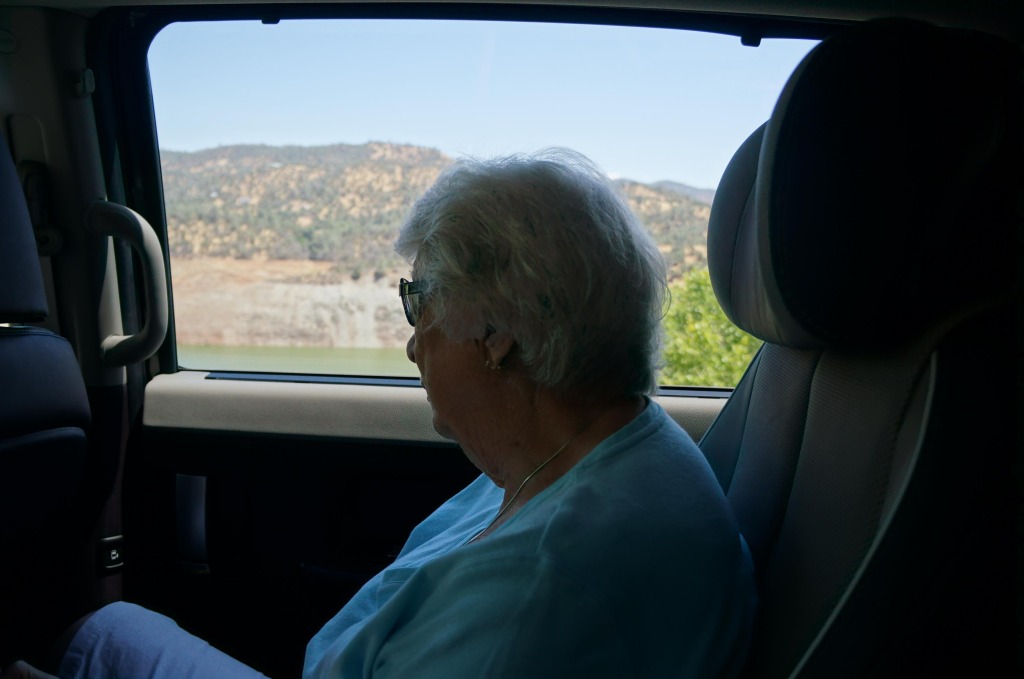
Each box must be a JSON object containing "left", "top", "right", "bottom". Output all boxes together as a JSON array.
[
  {"left": 161, "top": 142, "right": 713, "bottom": 281},
  {"left": 652, "top": 180, "right": 716, "bottom": 206}
]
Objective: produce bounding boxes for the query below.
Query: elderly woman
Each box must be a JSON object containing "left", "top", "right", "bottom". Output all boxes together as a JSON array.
[
  {"left": 2, "top": 151, "right": 754, "bottom": 679},
  {"left": 305, "top": 150, "right": 756, "bottom": 677}
]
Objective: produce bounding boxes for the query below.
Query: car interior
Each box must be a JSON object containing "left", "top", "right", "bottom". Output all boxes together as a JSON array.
[{"left": 0, "top": 1, "right": 1020, "bottom": 678}]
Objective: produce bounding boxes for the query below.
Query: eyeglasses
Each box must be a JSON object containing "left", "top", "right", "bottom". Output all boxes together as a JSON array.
[{"left": 399, "top": 278, "right": 426, "bottom": 327}]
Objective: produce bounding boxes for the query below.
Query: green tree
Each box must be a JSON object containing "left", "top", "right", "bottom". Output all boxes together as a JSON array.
[{"left": 661, "top": 266, "right": 761, "bottom": 387}]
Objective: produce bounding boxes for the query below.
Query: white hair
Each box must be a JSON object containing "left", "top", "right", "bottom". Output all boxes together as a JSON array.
[{"left": 395, "top": 149, "right": 667, "bottom": 398}]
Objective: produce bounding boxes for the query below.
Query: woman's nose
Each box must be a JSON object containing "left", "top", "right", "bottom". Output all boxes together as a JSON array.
[{"left": 406, "top": 334, "right": 416, "bottom": 363}]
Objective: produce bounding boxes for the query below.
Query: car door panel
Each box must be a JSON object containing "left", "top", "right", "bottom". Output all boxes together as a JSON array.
[{"left": 129, "top": 377, "right": 725, "bottom": 675}]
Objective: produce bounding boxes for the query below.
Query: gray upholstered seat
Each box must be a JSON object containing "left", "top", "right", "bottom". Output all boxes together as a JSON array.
[
  {"left": 0, "top": 134, "right": 93, "bottom": 665},
  {"left": 699, "top": 20, "right": 1019, "bottom": 677}
]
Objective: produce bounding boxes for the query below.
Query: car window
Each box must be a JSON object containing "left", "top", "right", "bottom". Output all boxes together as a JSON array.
[{"left": 149, "top": 19, "right": 814, "bottom": 387}]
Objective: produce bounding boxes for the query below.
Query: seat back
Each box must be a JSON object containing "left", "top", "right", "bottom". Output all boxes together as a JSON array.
[
  {"left": 0, "top": 134, "right": 93, "bottom": 664},
  {"left": 699, "top": 20, "right": 1020, "bottom": 677}
]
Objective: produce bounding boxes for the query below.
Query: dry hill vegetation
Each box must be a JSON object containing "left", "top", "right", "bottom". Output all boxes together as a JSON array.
[{"left": 162, "top": 141, "right": 713, "bottom": 282}]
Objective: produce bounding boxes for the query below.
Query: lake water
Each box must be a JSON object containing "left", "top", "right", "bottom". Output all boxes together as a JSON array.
[{"left": 178, "top": 344, "right": 420, "bottom": 377}]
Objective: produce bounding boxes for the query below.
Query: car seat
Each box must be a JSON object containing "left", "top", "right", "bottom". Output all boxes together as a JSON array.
[
  {"left": 698, "top": 20, "right": 1020, "bottom": 677},
  {"left": 0, "top": 133, "right": 94, "bottom": 665}
]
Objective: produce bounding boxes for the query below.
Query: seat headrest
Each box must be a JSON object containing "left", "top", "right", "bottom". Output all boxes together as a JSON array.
[
  {"left": 0, "top": 134, "right": 47, "bottom": 322},
  {"left": 709, "top": 20, "right": 1021, "bottom": 349}
]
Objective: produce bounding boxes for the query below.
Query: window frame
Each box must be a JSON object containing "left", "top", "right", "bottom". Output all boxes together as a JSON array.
[{"left": 90, "top": 3, "right": 836, "bottom": 394}]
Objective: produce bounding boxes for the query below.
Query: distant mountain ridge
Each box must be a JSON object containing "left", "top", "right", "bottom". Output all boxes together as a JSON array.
[
  {"left": 652, "top": 180, "right": 716, "bottom": 206},
  {"left": 161, "top": 142, "right": 714, "bottom": 281}
]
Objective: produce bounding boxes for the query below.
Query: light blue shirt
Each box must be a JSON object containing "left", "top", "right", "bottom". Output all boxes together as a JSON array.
[{"left": 304, "top": 401, "right": 756, "bottom": 678}]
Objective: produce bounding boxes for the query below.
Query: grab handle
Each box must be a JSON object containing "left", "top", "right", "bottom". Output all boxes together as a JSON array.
[{"left": 87, "top": 200, "right": 169, "bottom": 366}]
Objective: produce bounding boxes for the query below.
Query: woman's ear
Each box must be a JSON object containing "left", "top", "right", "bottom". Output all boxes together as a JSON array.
[{"left": 483, "top": 329, "right": 515, "bottom": 369}]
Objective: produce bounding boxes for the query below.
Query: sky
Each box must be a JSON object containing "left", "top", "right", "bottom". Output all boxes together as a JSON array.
[{"left": 148, "top": 19, "right": 815, "bottom": 189}]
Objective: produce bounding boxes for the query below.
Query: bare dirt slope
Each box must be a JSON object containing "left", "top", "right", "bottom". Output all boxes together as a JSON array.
[{"left": 172, "top": 257, "right": 409, "bottom": 348}]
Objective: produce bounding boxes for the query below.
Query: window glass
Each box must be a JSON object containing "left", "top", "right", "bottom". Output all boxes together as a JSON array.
[{"left": 149, "top": 19, "right": 814, "bottom": 386}]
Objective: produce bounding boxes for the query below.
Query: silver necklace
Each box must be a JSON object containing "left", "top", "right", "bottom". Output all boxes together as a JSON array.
[{"left": 468, "top": 419, "right": 594, "bottom": 544}]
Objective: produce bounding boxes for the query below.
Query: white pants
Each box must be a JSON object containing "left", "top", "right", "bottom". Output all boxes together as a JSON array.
[{"left": 58, "top": 602, "right": 269, "bottom": 679}]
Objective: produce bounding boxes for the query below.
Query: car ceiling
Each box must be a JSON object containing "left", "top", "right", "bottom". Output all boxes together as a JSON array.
[{"left": 0, "top": 0, "right": 1021, "bottom": 39}]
